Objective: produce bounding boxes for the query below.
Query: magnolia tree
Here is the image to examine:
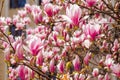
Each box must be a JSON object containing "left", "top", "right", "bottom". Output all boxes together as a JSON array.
[{"left": 0, "top": 0, "right": 120, "bottom": 80}]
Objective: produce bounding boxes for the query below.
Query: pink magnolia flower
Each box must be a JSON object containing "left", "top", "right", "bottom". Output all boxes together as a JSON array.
[
  {"left": 86, "top": 0, "right": 98, "bottom": 7},
  {"left": 72, "top": 55, "right": 80, "bottom": 71},
  {"left": 57, "top": 60, "right": 65, "bottom": 73},
  {"left": 17, "top": 65, "right": 26, "bottom": 80},
  {"left": 83, "top": 24, "right": 101, "bottom": 40},
  {"left": 84, "top": 52, "right": 92, "bottom": 65},
  {"left": 74, "top": 73, "right": 79, "bottom": 80},
  {"left": 110, "top": 64, "right": 120, "bottom": 77},
  {"left": 15, "top": 43, "right": 24, "bottom": 60},
  {"left": 6, "top": 17, "right": 12, "bottom": 25},
  {"left": 44, "top": 3, "right": 54, "bottom": 17},
  {"left": 18, "top": 10, "right": 27, "bottom": 18},
  {"left": 42, "top": 0, "right": 50, "bottom": 5},
  {"left": 101, "top": 40, "right": 108, "bottom": 50},
  {"left": 79, "top": 74, "right": 85, "bottom": 80},
  {"left": 22, "top": 17, "right": 31, "bottom": 25},
  {"left": 112, "top": 39, "right": 119, "bottom": 52},
  {"left": 32, "top": 5, "right": 41, "bottom": 14},
  {"left": 33, "top": 12, "right": 43, "bottom": 24},
  {"left": 25, "top": 4, "right": 32, "bottom": 13},
  {"left": 16, "top": 22, "right": 25, "bottom": 30},
  {"left": 92, "top": 68, "right": 99, "bottom": 77},
  {"left": 70, "top": 0, "right": 76, "bottom": 3},
  {"left": 13, "top": 15, "right": 19, "bottom": 25},
  {"left": 49, "top": 59, "right": 56, "bottom": 73},
  {"left": 66, "top": 4, "right": 82, "bottom": 26},
  {"left": 36, "top": 52, "right": 43, "bottom": 66},
  {"left": 0, "top": 17, "right": 5, "bottom": 26},
  {"left": 104, "top": 73, "right": 110, "bottom": 80},
  {"left": 104, "top": 54, "right": 114, "bottom": 68},
  {"left": 98, "top": 75, "right": 104, "bottom": 80},
  {"left": 28, "top": 38, "right": 43, "bottom": 56},
  {"left": 82, "top": 39, "right": 92, "bottom": 48}
]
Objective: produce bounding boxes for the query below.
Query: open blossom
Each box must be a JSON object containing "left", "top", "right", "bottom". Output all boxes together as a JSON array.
[
  {"left": 92, "top": 68, "right": 99, "bottom": 77},
  {"left": 13, "top": 15, "right": 19, "bottom": 25},
  {"left": 86, "top": 0, "right": 98, "bottom": 7},
  {"left": 28, "top": 38, "right": 43, "bottom": 56},
  {"left": 83, "top": 24, "right": 101, "bottom": 40},
  {"left": 6, "top": 17, "right": 12, "bottom": 25},
  {"left": 110, "top": 64, "right": 120, "bottom": 77},
  {"left": 22, "top": 17, "right": 31, "bottom": 25},
  {"left": 57, "top": 60, "right": 65, "bottom": 73},
  {"left": 72, "top": 55, "right": 80, "bottom": 71},
  {"left": 16, "top": 22, "right": 25, "bottom": 30},
  {"left": 66, "top": 4, "right": 82, "bottom": 26},
  {"left": 18, "top": 10, "right": 27, "bottom": 18},
  {"left": 44, "top": 3, "right": 54, "bottom": 17}
]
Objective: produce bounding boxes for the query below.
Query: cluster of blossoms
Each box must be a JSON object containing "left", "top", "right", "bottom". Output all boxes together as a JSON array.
[{"left": 0, "top": 0, "right": 120, "bottom": 80}]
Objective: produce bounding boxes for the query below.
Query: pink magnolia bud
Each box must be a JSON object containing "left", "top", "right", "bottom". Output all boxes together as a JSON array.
[
  {"left": 57, "top": 60, "right": 65, "bottom": 73},
  {"left": 79, "top": 74, "right": 85, "bottom": 80},
  {"left": 13, "top": 15, "right": 19, "bottom": 25},
  {"left": 84, "top": 52, "right": 91, "bottom": 65},
  {"left": 104, "top": 54, "right": 114, "bottom": 68},
  {"left": 33, "top": 13, "right": 43, "bottom": 24},
  {"left": 44, "top": 3, "right": 54, "bottom": 17},
  {"left": 101, "top": 40, "right": 108, "bottom": 50},
  {"left": 92, "top": 68, "right": 99, "bottom": 77},
  {"left": 15, "top": 43, "right": 24, "bottom": 60},
  {"left": 6, "top": 17, "right": 12, "bottom": 25},
  {"left": 86, "top": 0, "right": 98, "bottom": 7},
  {"left": 112, "top": 39, "right": 119, "bottom": 52},
  {"left": 72, "top": 55, "right": 80, "bottom": 71},
  {"left": 98, "top": 75, "right": 104, "bottom": 80},
  {"left": 25, "top": 4, "right": 32, "bottom": 13},
  {"left": 36, "top": 52, "right": 43, "bottom": 66},
  {"left": 49, "top": 59, "right": 56, "bottom": 73},
  {"left": 104, "top": 73, "right": 110, "bottom": 80},
  {"left": 17, "top": 65, "right": 25, "bottom": 80},
  {"left": 5, "top": 52, "right": 11, "bottom": 61},
  {"left": 74, "top": 73, "right": 79, "bottom": 80}
]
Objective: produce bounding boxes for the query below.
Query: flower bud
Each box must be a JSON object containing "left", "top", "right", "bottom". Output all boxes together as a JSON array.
[{"left": 92, "top": 68, "right": 99, "bottom": 77}]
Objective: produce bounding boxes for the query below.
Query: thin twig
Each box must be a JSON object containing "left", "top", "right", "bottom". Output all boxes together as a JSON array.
[
  {"left": 0, "top": 29, "right": 15, "bottom": 53},
  {"left": 20, "top": 62, "right": 51, "bottom": 79},
  {"left": 0, "top": 38, "right": 8, "bottom": 43}
]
